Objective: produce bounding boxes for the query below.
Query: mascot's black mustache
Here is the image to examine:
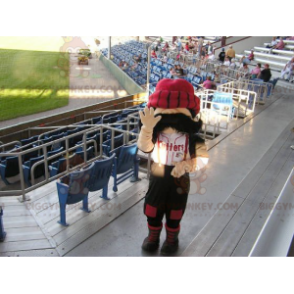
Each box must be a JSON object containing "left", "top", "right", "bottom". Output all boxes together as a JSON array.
[{"left": 152, "top": 113, "right": 202, "bottom": 142}]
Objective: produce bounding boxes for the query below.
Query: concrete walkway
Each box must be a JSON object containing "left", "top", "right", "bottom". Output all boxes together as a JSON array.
[{"left": 65, "top": 94, "right": 294, "bottom": 257}]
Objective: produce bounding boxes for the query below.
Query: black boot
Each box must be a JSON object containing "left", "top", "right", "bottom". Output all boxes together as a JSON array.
[
  {"left": 160, "top": 224, "right": 180, "bottom": 256},
  {"left": 141, "top": 224, "right": 162, "bottom": 252}
]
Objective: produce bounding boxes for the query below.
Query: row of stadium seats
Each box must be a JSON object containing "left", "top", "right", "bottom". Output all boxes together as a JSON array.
[{"left": 0, "top": 103, "right": 146, "bottom": 188}]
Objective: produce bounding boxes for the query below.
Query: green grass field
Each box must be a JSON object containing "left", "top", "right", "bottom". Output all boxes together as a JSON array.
[{"left": 0, "top": 37, "right": 69, "bottom": 121}]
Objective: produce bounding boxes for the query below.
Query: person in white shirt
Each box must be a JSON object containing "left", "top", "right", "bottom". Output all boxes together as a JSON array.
[
  {"left": 280, "top": 57, "right": 294, "bottom": 81},
  {"left": 207, "top": 52, "right": 215, "bottom": 61},
  {"left": 162, "top": 54, "right": 168, "bottom": 63},
  {"left": 223, "top": 57, "right": 230, "bottom": 66},
  {"left": 266, "top": 37, "right": 278, "bottom": 48},
  {"left": 230, "top": 58, "right": 236, "bottom": 69},
  {"left": 177, "top": 39, "right": 182, "bottom": 52}
]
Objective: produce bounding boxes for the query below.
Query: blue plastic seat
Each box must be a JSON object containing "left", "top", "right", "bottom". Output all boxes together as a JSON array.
[
  {"left": 88, "top": 154, "right": 115, "bottom": 200},
  {"left": 102, "top": 133, "right": 124, "bottom": 156},
  {"left": 23, "top": 147, "right": 64, "bottom": 186},
  {"left": 77, "top": 130, "right": 110, "bottom": 152},
  {"left": 41, "top": 132, "right": 65, "bottom": 151},
  {"left": 20, "top": 135, "right": 39, "bottom": 146},
  {"left": 56, "top": 162, "right": 95, "bottom": 226},
  {"left": 0, "top": 156, "right": 20, "bottom": 185},
  {"left": 49, "top": 151, "right": 86, "bottom": 178},
  {"left": 110, "top": 143, "right": 140, "bottom": 192}
]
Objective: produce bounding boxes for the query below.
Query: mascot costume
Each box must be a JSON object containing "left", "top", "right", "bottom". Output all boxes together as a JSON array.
[{"left": 138, "top": 78, "right": 208, "bottom": 255}]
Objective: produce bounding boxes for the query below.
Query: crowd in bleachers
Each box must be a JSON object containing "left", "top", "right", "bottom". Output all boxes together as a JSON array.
[
  {"left": 235, "top": 36, "right": 294, "bottom": 83},
  {"left": 100, "top": 40, "right": 218, "bottom": 91}
]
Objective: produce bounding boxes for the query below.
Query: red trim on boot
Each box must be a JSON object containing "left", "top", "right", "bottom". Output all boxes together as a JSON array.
[
  {"left": 148, "top": 223, "right": 163, "bottom": 242},
  {"left": 165, "top": 224, "right": 180, "bottom": 244},
  {"left": 148, "top": 224, "right": 163, "bottom": 231},
  {"left": 165, "top": 223, "right": 180, "bottom": 232}
]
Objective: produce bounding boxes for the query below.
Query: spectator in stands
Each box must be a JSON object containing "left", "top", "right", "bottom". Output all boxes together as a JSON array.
[
  {"left": 266, "top": 37, "right": 278, "bottom": 48},
  {"left": 151, "top": 50, "right": 157, "bottom": 58},
  {"left": 172, "top": 36, "right": 177, "bottom": 45},
  {"left": 155, "top": 40, "right": 161, "bottom": 52},
  {"left": 238, "top": 63, "right": 250, "bottom": 79},
  {"left": 197, "top": 37, "right": 204, "bottom": 57},
  {"left": 177, "top": 38, "right": 182, "bottom": 52},
  {"left": 188, "top": 40, "right": 195, "bottom": 50},
  {"left": 162, "top": 54, "right": 168, "bottom": 63},
  {"left": 169, "top": 67, "right": 176, "bottom": 78},
  {"left": 200, "top": 46, "right": 207, "bottom": 59},
  {"left": 162, "top": 42, "right": 169, "bottom": 52},
  {"left": 134, "top": 54, "right": 142, "bottom": 62},
  {"left": 123, "top": 62, "right": 129, "bottom": 70},
  {"left": 223, "top": 57, "right": 231, "bottom": 66},
  {"left": 219, "top": 48, "right": 226, "bottom": 63},
  {"left": 230, "top": 58, "right": 236, "bottom": 69},
  {"left": 131, "top": 61, "right": 138, "bottom": 71},
  {"left": 258, "top": 64, "right": 272, "bottom": 82},
  {"left": 226, "top": 45, "right": 235, "bottom": 62},
  {"left": 240, "top": 55, "right": 251, "bottom": 66},
  {"left": 119, "top": 60, "right": 124, "bottom": 67},
  {"left": 207, "top": 51, "right": 215, "bottom": 62},
  {"left": 184, "top": 42, "right": 190, "bottom": 53},
  {"left": 270, "top": 38, "right": 285, "bottom": 53},
  {"left": 202, "top": 76, "right": 216, "bottom": 90},
  {"left": 251, "top": 63, "right": 262, "bottom": 79},
  {"left": 280, "top": 57, "right": 294, "bottom": 81},
  {"left": 174, "top": 65, "right": 185, "bottom": 77},
  {"left": 206, "top": 41, "right": 213, "bottom": 54},
  {"left": 202, "top": 52, "right": 215, "bottom": 67},
  {"left": 248, "top": 50, "right": 254, "bottom": 61}
]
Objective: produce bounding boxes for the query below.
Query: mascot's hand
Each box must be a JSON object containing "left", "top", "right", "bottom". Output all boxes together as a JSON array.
[
  {"left": 171, "top": 159, "right": 196, "bottom": 178},
  {"left": 139, "top": 107, "right": 161, "bottom": 131}
]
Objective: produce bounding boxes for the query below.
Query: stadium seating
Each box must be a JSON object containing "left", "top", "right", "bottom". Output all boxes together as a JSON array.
[
  {"left": 0, "top": 156, "right": 20, "bottom": 185},
  {"left": 56, "top": 162, "right": 95, "bottom": 226},
  {"left": 102, "top": 133, "right": 124, "bottom": 156},
  {"left": 22, "top": 147, "right": 64, "bottom": 186},
  {"left": 88, "top": 154, "right": 115, "bottom": 200},
  {"left": 110, "top": 143, "right": 140, "bottom": 193}
]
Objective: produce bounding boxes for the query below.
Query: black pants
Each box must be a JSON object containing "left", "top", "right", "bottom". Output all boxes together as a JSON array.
[{"left": 144, "top": 165, "right": 190, "bottom": 229}]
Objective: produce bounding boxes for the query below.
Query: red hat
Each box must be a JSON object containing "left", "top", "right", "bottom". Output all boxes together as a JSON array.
[{"left": 147, "top": 79, "right": 200, "bottom": 115}]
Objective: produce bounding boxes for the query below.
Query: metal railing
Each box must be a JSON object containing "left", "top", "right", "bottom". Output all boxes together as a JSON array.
[
  {"left": 0, "top": 119, "right": 140, "bottom": 201},
  {"left": 197, "top": 88, "right": 256, "bottom": 121},
  {"left": 219, "top": 79, "right": 272, "bottom": 104}
]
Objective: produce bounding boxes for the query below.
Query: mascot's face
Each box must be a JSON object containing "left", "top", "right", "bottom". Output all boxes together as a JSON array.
[{"left": 152, "top": 107, "right": 202, "bottom": 137}]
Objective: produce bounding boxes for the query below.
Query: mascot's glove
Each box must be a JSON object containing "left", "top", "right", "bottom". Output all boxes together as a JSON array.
[
  {"left": 137, "top": 107, "right": 161, "bottom": 153},
  {"left": 139, "top": 107, "right": 161, "bottom": 131},
  {"left": 171, "top": 141, "right": 210, "bottom": 178},
  {"left": 171, "top": 158, "right": 196, "bottom": 178}
]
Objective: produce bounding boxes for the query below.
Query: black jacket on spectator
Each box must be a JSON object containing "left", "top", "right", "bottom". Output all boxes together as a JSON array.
[
  {"left": 219, "top": 51, "right": 226, "bottom": 62},
  {"left": 259, "top": 69, "right": 272, "bottom": 82}
]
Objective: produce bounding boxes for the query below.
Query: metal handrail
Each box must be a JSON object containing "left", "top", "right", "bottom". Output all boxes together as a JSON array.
[
  {"left": 0, "top": 119, "right": 141, "bottom": 200},
  {"left": 30, "top": 138, "right": 98, "bottom": 186},
  {"left": 0, "top": 141, "right": 21, "bottom": 151}
]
